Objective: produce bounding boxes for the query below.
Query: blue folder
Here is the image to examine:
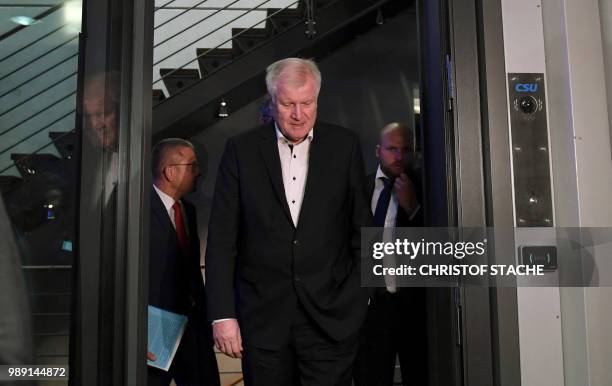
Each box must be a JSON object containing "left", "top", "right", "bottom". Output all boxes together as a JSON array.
[{"left": 147, "top": 305, "right": 188, "bottom": 371}]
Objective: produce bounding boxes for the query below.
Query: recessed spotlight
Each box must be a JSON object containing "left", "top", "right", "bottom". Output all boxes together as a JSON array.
[
  {"left": 218, "top": 98, "right": 229, "bottom": 118},
  {"left": 64, "top": 1, "right": 82, "bottom": 29},
  {"left": 376, "top": 8, "right": 384, "bottom": 25},
  {"left": 10, "top": 16, "right": 37, "bottom": 26}
]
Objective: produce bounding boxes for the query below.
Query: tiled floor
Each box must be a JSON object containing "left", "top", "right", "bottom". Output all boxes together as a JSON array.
[
  {"left": 167, "top": 348, "right": 243, "bottom": 385},
  {"left": 216, "top": 347, "right": 243, "bottom": 385}
]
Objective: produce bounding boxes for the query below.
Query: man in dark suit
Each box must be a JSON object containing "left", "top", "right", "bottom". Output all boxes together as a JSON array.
[
  {"left": 354, "top": 122, "right": 428, "bottom": 386},
  {"left": 206, "top": 58, "right": 372, "bottom": 385},
  {"left": 148, "top": 139, "right": 219, "bottom": 386}
]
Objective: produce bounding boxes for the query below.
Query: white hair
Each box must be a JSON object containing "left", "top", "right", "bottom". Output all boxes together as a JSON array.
[{"left": 265, "top": 58, "right": 321, "bottom": 101}]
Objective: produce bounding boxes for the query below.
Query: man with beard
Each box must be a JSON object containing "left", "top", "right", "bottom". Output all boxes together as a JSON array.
[
  {"left": 353, "top": 122, "right": 428, "bottom": 386},
  {"left": 148, "top": 139, "right": 219, "bottom": 386}
]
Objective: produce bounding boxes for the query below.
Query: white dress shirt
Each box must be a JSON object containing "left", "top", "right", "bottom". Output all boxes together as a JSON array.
[
  {"left": 275, "top": 124, "right": 314, "bottom": 226},
  {"left": 371, "top": 166, "right": 421, "bottom": 293},
  {"left": 371, "top": 166, "right": 421, "bottom": 225},
  {"left": 153, "top": 184, "right": 187, "bottom": 234},
  {"left": 212, "top": 125, "right": 314, "bottom": 325},
  {"left": 371, "top": 166, "right": 399, "bottom": 228}
]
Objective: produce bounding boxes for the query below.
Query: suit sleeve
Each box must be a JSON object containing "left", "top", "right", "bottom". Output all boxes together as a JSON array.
[{"left": 206, "top": 139, "right": 240, "bottom": 321}]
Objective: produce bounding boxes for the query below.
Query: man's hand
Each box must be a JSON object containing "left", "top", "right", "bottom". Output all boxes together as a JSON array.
[
  {"left": 147, "top": 351, "right": 156, "bottom": 361},
  {"left": 394, "top": 173, "right": 418, "bottom": 214},
  {"left": 213, "top": 319, "right": 243, "bottom": 358}
]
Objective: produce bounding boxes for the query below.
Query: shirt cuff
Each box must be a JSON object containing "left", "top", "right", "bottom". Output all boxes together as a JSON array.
[{"left": 212, "top": 318, "right": 236, "bottom": 325}]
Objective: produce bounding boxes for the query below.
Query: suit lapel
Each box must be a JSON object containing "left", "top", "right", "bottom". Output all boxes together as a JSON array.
[
  {"left": 296, "top": 123, "right": 328, "bottom": 229},
  {"left": 151, "top": 188, "right": 177, "bottom": 243},
  {"left": 258, "top": 125, "right": 294, "bottom": 226}
]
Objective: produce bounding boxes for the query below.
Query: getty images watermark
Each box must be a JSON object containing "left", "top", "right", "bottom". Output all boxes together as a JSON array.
[{"left": 361, "top": 227, "right": 612, "bottom": 287}]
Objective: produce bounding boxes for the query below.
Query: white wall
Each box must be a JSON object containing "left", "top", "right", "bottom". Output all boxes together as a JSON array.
[
  {"left": 599, "top": 0, "right": 612, "bottom": 163},
  {"left": 153, "top": 0, "right": 297, "bottom": 94},
  {"left": 0, "top": 4, "right": 81, "bottom": 176},
  {"left": 543, "top": 1, "right": 612, "bottom": 385}
]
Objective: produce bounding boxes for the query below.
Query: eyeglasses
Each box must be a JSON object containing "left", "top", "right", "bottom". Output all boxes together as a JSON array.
[{"left": 168, "top": 161, "right": 199, "bottom": 169}]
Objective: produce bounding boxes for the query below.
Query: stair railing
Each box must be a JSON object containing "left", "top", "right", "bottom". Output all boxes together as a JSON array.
[
  {"left": 0, "top": 2, "right": 80, "bottom": 176},
  {"left": 0, "top": 53, "right": 78, "bottom": 100},
  {"left": 0, "top": 91, "right": 76, "bottom": 138},
  {"left": 0, "top": 130, "right": 75, "bottom": 175},
  {"left": 0, "top": 71, "right": 76, "bottom": 117},
  {"left": 153, "top": 0, "right": 301, "bottom": 98},
  {"left": 0, "top": 110, "right": 76, "bottom": 158},
  {"left": 0, "top": 25, "right": 75, "bottom": 64}
]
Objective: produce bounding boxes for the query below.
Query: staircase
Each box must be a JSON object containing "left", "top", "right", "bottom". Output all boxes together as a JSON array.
[
  {"left": 0, "top": 1, "right": 79, "bottom": 375},
  {"left": 0, "top": 1, "right": 79, "bottom": 176},
  {"left": 152, "top": 0, "right": 411, "bottom": 140},
  {"left": 0, "top": 0, "right": 411, "bottom": 380}
]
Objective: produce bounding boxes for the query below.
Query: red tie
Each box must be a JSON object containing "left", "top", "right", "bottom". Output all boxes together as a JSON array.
[{"left": 172, "top": 202, "right": 190, "bottom": 256}]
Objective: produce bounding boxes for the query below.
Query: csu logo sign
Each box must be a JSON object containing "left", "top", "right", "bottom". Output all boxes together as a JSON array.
[{"left": 515, "top": 83, "right": 539, "bottom": 93}]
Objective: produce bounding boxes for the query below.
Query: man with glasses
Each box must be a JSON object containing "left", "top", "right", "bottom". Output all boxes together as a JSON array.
[{"left": 148, "top": 138, "right": 219, "bottom": 386}]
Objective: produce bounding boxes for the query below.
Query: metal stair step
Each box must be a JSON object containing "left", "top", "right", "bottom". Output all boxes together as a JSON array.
[
  {"left": 314, "top": 0, "right": 338, "bottom": 8},
  {"left": 196, "top": 48, "right": 234, "bottom": 77},
  {"left": 0, "top": 175, "right": 22, "bottom": 193},
  {"left": 10, "top": 153, "right": 63, "bottom": 178},
  {"left": 48, "top": 131, "right": 76, "bottom": 160},
  {"left": 153, "top": 0, "right": 413, "bottom": 139},
  {"left": 266, "top": 8, "right": 303, "bottom": 37},
  {"left": 153, "top": 89, "right": 166, "bottom": 105},
  {"left": 231, "top": 28, "right": 270, "bottom": 57},
  {"left": 159, "top": 68, "right": 200, "bottom": 96}
]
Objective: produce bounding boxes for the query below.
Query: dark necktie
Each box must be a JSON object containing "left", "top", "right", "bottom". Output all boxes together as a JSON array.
[
  {"left": 373, "top": 177, "right": 394, "bottom": 227},
  {"left": 172, "top": 202, "right": 190, "bottom": 256}
]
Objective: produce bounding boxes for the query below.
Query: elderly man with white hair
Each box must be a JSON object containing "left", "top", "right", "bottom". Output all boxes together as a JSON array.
[{"left": 205, "top": 58, "right": 372, "bottom": 385}]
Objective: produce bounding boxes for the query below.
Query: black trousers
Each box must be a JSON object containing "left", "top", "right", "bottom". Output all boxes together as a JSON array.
[
  {"left": 242, "top": 302, "right": 359, "bottom": 386},
  {"left": 148, "top": 317, "right": 220, "bottom": 386},
  {"left": 353, "top": 288, "right": 428, "bottom": 386}
]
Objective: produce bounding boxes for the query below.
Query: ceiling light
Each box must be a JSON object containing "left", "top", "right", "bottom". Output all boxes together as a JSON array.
[
  {"left": 64, "top": 1, "right": 82, "bottom": 30},
  {"left": 413, "top": 97, "right": 421, "bottom": 115},
  {"left": 218, "top": 98, "right": 229, "bottom": 118},
  {"left": 376, "top": 8, "right": 384, "bottom": 25},
  {"left": 11, "top": 16, "right": 37, "bottom": 26}
]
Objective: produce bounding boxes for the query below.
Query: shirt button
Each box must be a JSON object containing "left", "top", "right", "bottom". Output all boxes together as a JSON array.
[
  {"left": 294, "top": 276, "right": 301, "bottom": 282},
  {"left": 293, "top": 177, "right": 296, "bottom": 181},
  {"left": 293, "top": 155, "right": 296, "bottom": 158},
  {"left": 292, "top": 200, "right": 295, "bottom": 204},
  {"left": 293, "top": 240, "right": 300, "bottom": 246}
]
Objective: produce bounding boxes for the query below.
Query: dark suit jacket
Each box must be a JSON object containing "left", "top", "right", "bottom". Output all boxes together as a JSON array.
[
  {"left": 149, "top": 188, "right": 207, "bottom": 320},
  {"left": 366, "top": 169, "right": 424, "bottom": 227},
  {"left": 149, "top": 188, "right": 219, "bottom": 385},
  {"left": 206, "top": 122, "right": 372, "bottom": 350},
  {"left": 367, "top": 170, "right": 424, "bottom": 300}
]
